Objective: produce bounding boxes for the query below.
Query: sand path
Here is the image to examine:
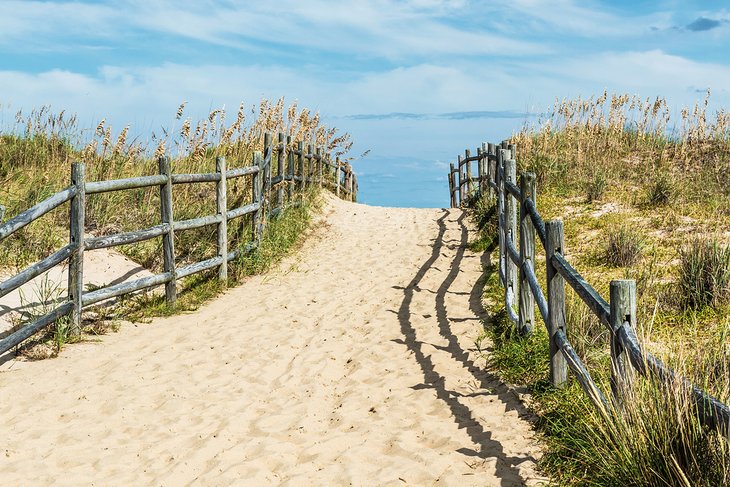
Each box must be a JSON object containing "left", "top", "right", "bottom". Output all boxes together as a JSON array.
[{"left": 0, "top": 195, "right": 543, "bottom": 486}]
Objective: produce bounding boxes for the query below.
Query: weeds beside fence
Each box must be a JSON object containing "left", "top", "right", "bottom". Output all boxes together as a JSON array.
[
  {"left": 0, "top": 131, "right": 358, "bottom": 356},
  {"left": 447, "top": 142, "right": 730, "bottom": 436}
]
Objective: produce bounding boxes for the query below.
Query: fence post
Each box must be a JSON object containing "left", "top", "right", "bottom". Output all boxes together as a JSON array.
[
  {"left": 496, "top": 148, "right": 505, "bottom": 285},
  {"left": 478, "top": 144, "right": 485, "bottom": 195},
  {"left": 68, "top": 162, "right": 85, "bottom": 336},
  {"left": 519, "top": 172, "right": 536, "bottom": 335},
  {"left": 465, "top": 148, "right": 472, "bottom": 199},
  {"left": 316, "top": 147, "right": 323, "bottom": 187},
  {"left": 610, "top": 279, "right": 636, "bottom": 402},
  {"left": 216, "top": 156, "right": 228, "bottom": 283},
  {"left": 252, "top": 151, "right": 262, "bottom": 242},
  {"left": 546, "top": 220, "right": 568, "bottom": 387},
  {"left": 159, "top": 156, "right": 177, "bottom": 306},
  {"left": 306, "top": 143, "right": 313, "bottom": 183},
  {"left": 488, "top": 142, "right": 496, "bottom": 200},
  {"left": 346, "top": 167, "right": 354, "bottom": 201},
  {"left": 352, "top": 173, "right": 358, "bottom": 202},
  {"left": 343, "top": 167, "right": 349, "bottom": 200},
  {"left": 335, "top": 157, "right": 341, "bottom": 198},
  {"left": 286, "top": 135, "right": 294, "bottom": 203},
  {"left": 457, "top": 155, "right": 463, "bottom": 206},
  {"left": 277, "top": 132, "right": 285, "bottom": 210},
  {"left": 297, "top": 141, "right": 305, "bottom": 192},
  {"left": 504, "top": 154, "right": 518, "bottom": 318},
  {"left": 448, "top": 163, "right": 456, "bottom": 208}
]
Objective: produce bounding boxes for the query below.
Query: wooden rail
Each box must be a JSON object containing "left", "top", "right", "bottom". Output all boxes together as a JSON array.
[
  {"left": 0, "top": 132, "right": 358, "bottom": 355},
  {"left": 447, "top": 141, "right": 730, "bottom": 435}
]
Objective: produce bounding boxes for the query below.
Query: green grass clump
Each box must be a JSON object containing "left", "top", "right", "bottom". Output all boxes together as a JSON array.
[
  {"left": 602, "top": 224, "right": 644, "bottom": 268},
  {"left": 647, "top": 172, "right": 674, "bottom": 207},
  {"left": 235, "top": 194, "right": 317, "bottom": 277},
  {"left": 585, "top": 169, "right": 607, "bottom": 203},
  {"left": 466, "top": 197, "right": 497, "bottom": 252},
  {"left": 678, "top": 238, "right": 730, "bottom": 310},
  {"left": 538, "top": 375, "right": 730, "bottom": 486}
]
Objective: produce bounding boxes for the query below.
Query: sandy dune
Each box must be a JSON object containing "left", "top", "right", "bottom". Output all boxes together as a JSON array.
[
  {"left": 0, "top": 195, "right": 544, "bottom": 486},
  {"left": 0, "top": 245, "right": 153, "bottom": 336}
]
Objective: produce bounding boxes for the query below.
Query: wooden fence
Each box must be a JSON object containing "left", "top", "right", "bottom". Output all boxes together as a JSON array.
[
  {"left": 0, "top": 132, "right": 358, "bottom": 356},
  {"left": 448, "top": 141, "right": 730, "bottom": 435}
]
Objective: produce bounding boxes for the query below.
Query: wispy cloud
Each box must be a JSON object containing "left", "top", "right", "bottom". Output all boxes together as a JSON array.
[
  {"left": 528, "top": 49, "right": 730, "bottom": 106},
  {"left": 484, "top": 0, "right": 668, "bottom": 38},
  {"left": 0, "top": 0, "right": 547, "bottom": 59}
]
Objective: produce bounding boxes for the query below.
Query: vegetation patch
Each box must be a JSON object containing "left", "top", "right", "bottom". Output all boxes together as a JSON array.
[
  {"left": 470, "top": 91, "right": 730, "bottom": 485},
  {"left": 1, "top": 100, "right": 350, "bottom": 355}
]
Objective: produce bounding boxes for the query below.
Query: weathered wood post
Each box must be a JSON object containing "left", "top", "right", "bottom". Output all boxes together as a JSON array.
[
  {"left": 329, "top": 154, "right": 336, "bottom": 187},
  {"left": 286, "top": 135, "right": 294, "bottom": 202},
  {"left": 304, "top": 144, "right": 314, "bottom": 184},
  {"left": 68, "top": 162, "right": 85, "bottom": 335},
  {"left": 277, "top": 132, "right": 285, "bottom": 210},
  {"left": 508, "top": 143, "right": 517, "bottom": 161},
  {"left": 457, "top": 155, "right": 463, "bottom": 206},
  {"left": 216, "top": 156, "right": 228, "bottom": 283},
  {"left": 335, "top": 157, "right": 342, "bottom": 198},
  {"left": 448, "top": 163, "right": 456, "bottom": 208},
  {"left": 316, "top": 147, "right": 323, "bottom": 187},
  {"left": 252, "top": 151, "right": 262, "bottom": 242},
  {"left": 159, "top": 156, "right": 177, "bottom": 305},
  {"left": 504, "top": 155, "right": 518, "bottom": 318},
  {"left": 346, "top": 167, "right": 354, "bottom": 202},
  {"left": 610, "top": 279, "right": 636, "bottom": 401},
  {"left": 488, "top": 142, "right": 496, "bottom": 200},
  {"left": 297, "top": 141, "right": 305, "bottom": 192},
  {"left": 353, "top": 173, "right": 358, "bottom": 202},
  {"left": 546, "top": 220, "right": 568, "bottom": 386},
  {"left": 465, "top": 148, "right": 472, "bottom": 199},
  {"left": 478, "top": 142, "right": 487, "bottom": 197},
  {"left": 496, "top": 148, "right": 505, "bottom": 285},
  {"left": 519, "top": 172, "right": 536, "bottom": 335},
  {"left": 477, "top": 145, "right": 484, "bottom": 196},
  {"left": 263, "top": 132, "right": 273, "bottom": 220}
]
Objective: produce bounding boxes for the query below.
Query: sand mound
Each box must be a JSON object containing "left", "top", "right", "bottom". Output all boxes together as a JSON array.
[{"left": 0, "top": 194, "right": 544, "bottom": 485}]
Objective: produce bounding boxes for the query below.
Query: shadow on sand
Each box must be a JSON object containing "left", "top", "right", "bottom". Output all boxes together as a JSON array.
[{"left": 393, "top": 209, "right": 538, "bottom": 486}]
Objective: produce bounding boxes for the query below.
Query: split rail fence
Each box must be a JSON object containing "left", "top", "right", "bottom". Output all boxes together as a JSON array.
[
  {"left": 0, "top": 132, "right": 358, "bottom": 355},
  {"left": 447, "top": 142, "right": 730, "bottom": 435}
]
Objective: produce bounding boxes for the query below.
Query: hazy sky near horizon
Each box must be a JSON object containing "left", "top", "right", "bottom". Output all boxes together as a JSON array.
[{"left": 1, "top": 0, "right": 730, "bottom": 207}]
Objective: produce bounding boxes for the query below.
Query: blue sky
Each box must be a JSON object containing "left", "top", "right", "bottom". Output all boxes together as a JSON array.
[{"left": 1, "top": 1, "right": 730, "bottom": 207}]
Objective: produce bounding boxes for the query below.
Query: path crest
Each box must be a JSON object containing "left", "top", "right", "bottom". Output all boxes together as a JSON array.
[{"left": 0, "top": 195, "right": 543, "bottom": 486}]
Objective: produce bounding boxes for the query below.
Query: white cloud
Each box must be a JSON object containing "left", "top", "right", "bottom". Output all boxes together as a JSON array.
[
  {"left": 485, "top": 0, "right": 670, "bottom": 37},
  {"left": 0, "top": 1, "right": 118, "bottom": 47},
  {"left": 530, "top": 49, "right": 730, "bottom": 107},
  {"left": 0, "top": 0, "right": 546, "bottom": 59}
]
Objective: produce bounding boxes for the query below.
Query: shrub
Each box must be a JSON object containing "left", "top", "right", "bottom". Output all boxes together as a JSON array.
[
  {"left": 603, "top": 225, "right": 643, "bottom": 267},
  {"left": 586, "top": 170, "right": 607, "bottom": 202},
  {"left": 647, "top": 172, "right": 673, "bottom": 206},
  {"left": 678, "top": 238, "right": 730, "bottom": 309}
]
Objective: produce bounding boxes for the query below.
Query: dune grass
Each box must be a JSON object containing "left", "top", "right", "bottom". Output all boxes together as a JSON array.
[
  {"left": 472, "top": 91, "right": 730, "bottom": 485},
  {"left": 1, "top": 99, "right": 350, "bottom": 355}
]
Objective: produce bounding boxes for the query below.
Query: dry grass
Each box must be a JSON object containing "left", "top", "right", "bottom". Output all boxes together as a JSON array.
[
  {"left": 0, "top": 98, "right": 352, "bottom": 270},
  {"left": 475, "top": 91, "right": 730, "bottom": 484}
]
